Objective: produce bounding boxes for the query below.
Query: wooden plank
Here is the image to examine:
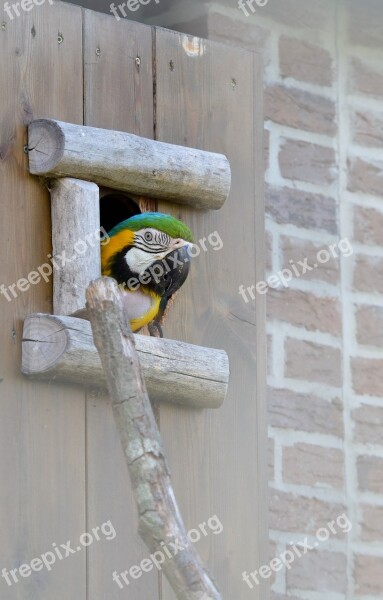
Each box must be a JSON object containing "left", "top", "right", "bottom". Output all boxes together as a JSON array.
[
  {"left": 28, "top": 118, "right": 231, "bottom": 209},
  {"left": 0, "top": 3, "right": 86, "bottom": 599},
  {"left": 83, "top": 11, "right": 159, "bottom": 600},
  {"left": 154, "top": 29, "right": 268, "bottom": 599},
  {"left": 22, "top": 314, "right": 229, "bottom": 409}
]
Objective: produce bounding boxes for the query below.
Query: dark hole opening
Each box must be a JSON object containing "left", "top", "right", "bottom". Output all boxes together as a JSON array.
[{"left": 100, "top": 192, "right": 141, "bottom": 234}]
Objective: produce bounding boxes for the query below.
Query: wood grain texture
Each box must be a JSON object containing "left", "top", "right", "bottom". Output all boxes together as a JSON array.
[
  {"left": 83, "top": 12, "right": 159, "bottom": 600},
  {"left": 154, "top": 29, "right": 267, "bottom": 600},
  {"left": 50, "top": 178, "right": 100, "bottom": 315},
  {"left": 22, "top": 313, "right": 229, "bottom": 409},
  {"left": 0, "top": 3, "right": 86, "bottom": 599},
  {"left": 86, "top": 277, "right": 223, "bottom": 600},
  {"left": 28, "top": 118, "right": 231, "bottom": 209}
]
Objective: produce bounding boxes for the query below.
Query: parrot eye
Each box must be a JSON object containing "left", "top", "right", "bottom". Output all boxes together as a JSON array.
[{"left": 144, "top": 231, "right": 153, "bottom": 242}]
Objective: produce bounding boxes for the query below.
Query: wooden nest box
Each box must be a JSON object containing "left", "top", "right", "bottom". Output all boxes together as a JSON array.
[{"left": 22, "top": 118, "right": 231, "bottom": 410}]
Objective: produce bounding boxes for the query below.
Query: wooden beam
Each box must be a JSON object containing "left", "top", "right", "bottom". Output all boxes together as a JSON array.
[
  {"left": 28, "top": 119, "right": 231, "bottom": 210},
  {"left": 50, "top": 178, "right": 101, "bottom": 315},
  {"left": 85, "top": 277, "right": 223, "bottom": 600},
  {"left": 22, "top": 314, "right": 229, "bottom": 410}
]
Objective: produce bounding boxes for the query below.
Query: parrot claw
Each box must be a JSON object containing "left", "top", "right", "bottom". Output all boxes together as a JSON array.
[{"left": 148, "top": 321, "right": 163, "bottom": 338}]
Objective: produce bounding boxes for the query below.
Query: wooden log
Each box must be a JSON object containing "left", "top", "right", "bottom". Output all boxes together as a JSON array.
[
  {"left": 28, "top": 119, "right": 231, "bottom": 210},
  {"left": 50, "top": 178, "right": 101, "bottom": 315},
  {"left": 21, "top": 314, "right": 229, "bottom": 410},
  {"left": 85, "top": 277, "right": 223, "bottom": 600}
]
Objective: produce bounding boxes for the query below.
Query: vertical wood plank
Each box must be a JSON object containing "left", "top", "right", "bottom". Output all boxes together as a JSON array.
[
  {"left": 0, "top": 3, "right": 86, "bottom": 599},
  {"left": 154, "top": 28, "right": 268, "bottom": 599},
  {"left": 83, "top": 12, "right": 159, "bottom": 600}
]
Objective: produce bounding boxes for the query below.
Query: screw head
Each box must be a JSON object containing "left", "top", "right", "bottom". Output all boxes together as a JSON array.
[
  {"left": 135, "top": 56, "right": 141, "bottom": 66},
  {"left": 58, "top": 33, "right": 64, "bottom": 44},
  {"left": 1, "top": 22, "right": 7, "bottom": 30},
  {"left": 96, "top": 47, "right": 101, "bottom": 57},
  {"left": 231, "top": 78, "right": 237, "bottom": 90}
]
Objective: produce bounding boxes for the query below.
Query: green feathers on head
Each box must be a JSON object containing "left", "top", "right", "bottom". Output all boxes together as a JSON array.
[{"left": 108, "top": 212, "right": 194, "bottom": 242}]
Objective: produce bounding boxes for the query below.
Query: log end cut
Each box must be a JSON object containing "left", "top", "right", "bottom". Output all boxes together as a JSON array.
[
  {"left": 28, "top": 119, "right": 66, "bottom": 174},
  {"left": 22, "top": 313, "right": 69, "bottom": 375}
]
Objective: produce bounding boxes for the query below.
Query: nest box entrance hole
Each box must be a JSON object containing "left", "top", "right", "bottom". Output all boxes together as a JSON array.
[{"left": 99, "top": 190, "right": 142, "bottom": 234}]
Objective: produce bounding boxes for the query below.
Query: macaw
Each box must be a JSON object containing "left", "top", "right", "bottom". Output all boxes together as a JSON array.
[{"left": 101, "top": 212, "right": 194, "bottom": 336}]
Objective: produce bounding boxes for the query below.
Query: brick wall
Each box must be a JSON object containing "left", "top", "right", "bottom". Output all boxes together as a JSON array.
[{"left": 137, "top": 0, "right": 383, "bottom": 597}]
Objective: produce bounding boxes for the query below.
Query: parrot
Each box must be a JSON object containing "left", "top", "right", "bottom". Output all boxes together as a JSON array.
[{"left": 101, "top": 212, "right": 194, "bottom": 337}]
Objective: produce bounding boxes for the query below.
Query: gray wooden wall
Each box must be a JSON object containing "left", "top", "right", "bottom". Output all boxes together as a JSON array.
[{"left": 0, "top": 3, "right": 267, "bottom": 598}]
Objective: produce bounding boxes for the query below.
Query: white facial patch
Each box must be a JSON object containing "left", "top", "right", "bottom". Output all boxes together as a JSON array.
[{"left": 125, "top": 246, "right": 170, "bottom": 275}]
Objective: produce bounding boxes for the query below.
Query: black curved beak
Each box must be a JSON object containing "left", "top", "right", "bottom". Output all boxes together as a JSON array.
[
  {"left": 146, "top": 245, "right": 192, "bottom": 329},
  {"left": 149, "top": 244, "right": 191, "bottom": 298}
]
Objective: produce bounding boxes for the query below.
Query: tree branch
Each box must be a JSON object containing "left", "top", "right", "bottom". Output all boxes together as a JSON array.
[{"left": 85, "top": 277, "right": 222, "bottom": 600}]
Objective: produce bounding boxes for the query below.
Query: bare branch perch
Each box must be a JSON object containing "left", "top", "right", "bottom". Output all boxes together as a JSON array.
[
  {"left": 85, "top": 277, "right": 222, "bottom": 600},
  {"left": 28, "top": 119, "right": 231, "bottom": 210}
]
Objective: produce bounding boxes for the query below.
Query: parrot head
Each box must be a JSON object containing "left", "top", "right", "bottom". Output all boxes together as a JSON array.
[{"left": 101, "top": 212, "right": 194, "bottom": 335}]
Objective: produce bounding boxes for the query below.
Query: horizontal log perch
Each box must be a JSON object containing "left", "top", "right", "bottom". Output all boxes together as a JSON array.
[
  {"left": 21, "top": 314, "right": 229, "bottom": 409},
  {"left": 28, "top": 119, "right": 231, "bottom": 210}
]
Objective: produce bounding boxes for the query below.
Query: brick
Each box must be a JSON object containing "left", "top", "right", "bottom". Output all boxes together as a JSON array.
[
  {"left": 357, "top": 455, "right": 383, "bottom": 493},
  {"left": 268, "top": 387, "right": 344, "bottom": 437},
  {"left": 360, "top": 505, "right": 383, "bottom": 542},
  {"left": 267, "top": 334, "right": 273, "bottom": 376},
  {"left": 269, "top": 437, "right": 275, "bottom": 482},
  {"left": 267, "top": 289, "right": 341, "bottom": 335},
  {"left": 283, "top": 443, "right": 344, "bottom": 489},
  {"left": 265, "top": 229, "right": 272, "bottom": 271},
  {"left": 260, "top": 0, "right": 331, "bottom": 30},
  {"left": 279, "top": 140, "right": 337, "bottom": 186},
  {"left": 280, "top": 236, "right": 340, "bottom": 285},
  {"left": 269, "top": 489, "right": 345, "bottom": 534},
  {"left": 265, "top": 84, "right": 336, "bottom": 135},
  {"left": 279, "top": 36, "right": 333, "bottom": 86},
  {"left": 287, "top": 549, "right": 347, "bottom": 594},
  {"left": 354, "top": 206, "right": 383, "bottom": 246},
  {"left": 264, "top": 128, "right": 270, "bottom": 173},
  {"left": 353, "top": 110, "right": 383, "bottom": 149},
  {"left": 348, "top": 157, "right": 383, "bottom": 197},
  {"left": 206, "top": 11, "right": 271, "bottom": 57},
  {"left": 348, "top": 0, "right": 383, "bottom": 49},
  {"left": 352, "top": 357, "right": 383, "bottom": 397},
  {"left": 356, "top": 305, "right": 383, "bottom": 347},
  {"left": 351, "top": 58, "right": 383, "bottom": 100},
  {"left": 355, "top": 554, "right": 383, "bottom": 596},
  {"left": 265, "top": 185, "right": 337, "bottom": 234},
  {"left": 271, "top": 595, "right": 300, "bottom": 600},
  {"left": 267, "top": 539, "right": 277, "bottom": 588},
  {"left": 353, "top": 404, "right": 383, "bottom": 444},
  {"left": 353, "top": 255, "right": 383, "bottom": 294},
  {"left": 285, "top": 339, "right": 342, "bottom": 387}
]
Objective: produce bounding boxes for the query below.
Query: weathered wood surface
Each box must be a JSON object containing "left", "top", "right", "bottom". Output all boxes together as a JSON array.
[
  {"left": 28, "top": 118, "right": 231, "bottom": 210},
  {"left": 0, "top": 4, "right": 87, "bottom": 599},
  {"left": 51, "top": 178, "right": 101, "bottom": 315},
  {"left": 22, "top": 313, "right": 229, "bottom": 408},
  {"left": 155, "top": 29, "right": 267, "bottom": 599},
  {"left": 86, "top": 278, "right": 223, "bottom": 600},
  {"left": 83, "top": 12, "right": 159, "bottom": 600}
]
